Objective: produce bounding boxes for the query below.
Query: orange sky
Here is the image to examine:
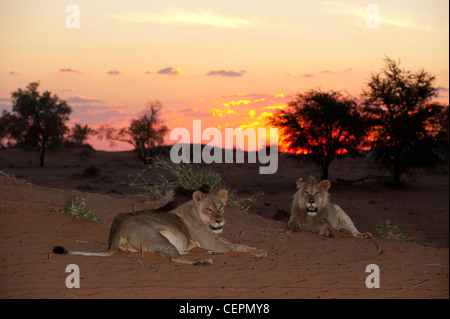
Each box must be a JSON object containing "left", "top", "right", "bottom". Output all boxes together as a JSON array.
[{"left": 0, "top": 0, "right": 448, "bottom": 151}]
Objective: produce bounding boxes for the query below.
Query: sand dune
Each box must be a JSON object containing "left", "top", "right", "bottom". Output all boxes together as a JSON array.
[{"left": 0, "top": 148, "right": 448, "bottom": 299}]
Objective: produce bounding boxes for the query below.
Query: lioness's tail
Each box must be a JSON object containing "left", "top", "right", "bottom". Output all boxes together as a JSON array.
[{"left": 53, "top": 240, "right": 119, "bottom": 257}]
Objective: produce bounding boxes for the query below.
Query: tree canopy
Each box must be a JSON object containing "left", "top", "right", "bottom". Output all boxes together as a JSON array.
[
  {"left": 271, "top": 89, "right": 368, "bottom": 179},
  {"left": 5, "top": 81, "right": 72, "bottom": 166}
]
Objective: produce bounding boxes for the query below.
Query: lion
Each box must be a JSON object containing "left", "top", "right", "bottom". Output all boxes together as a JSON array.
[
  {"left": 53, "top": 189, "right": 268, "bottom": 265},
  {"left": 287, "top": 176, "right": 372, "bottom": 238}
]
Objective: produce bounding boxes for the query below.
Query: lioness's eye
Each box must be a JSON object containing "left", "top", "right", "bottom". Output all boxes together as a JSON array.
[
  {"left": 206, "top": 207, "right": 212, "bottom": 213},
  {"left": 316, "top": 191, "right": 321, "bottom": 195},
  {"left": 304, "top": 191, "right": 308, "bottom": 195},
  {"left": 218, "top": 205, "right": 223, "bottom": 210}
]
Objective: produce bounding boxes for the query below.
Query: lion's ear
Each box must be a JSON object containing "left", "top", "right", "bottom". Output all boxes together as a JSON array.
[
  {"left": 216, "top": 189, "right": 228, "bottom": 203},
  {"left": 193, "top": 191, "right": 206, "bottom": 204},
  {"left": 296, "top": 178, "right": 305, "bottom": 189},
  {"left": 319, "top": 180, "right": 331, "bottom": 192}
]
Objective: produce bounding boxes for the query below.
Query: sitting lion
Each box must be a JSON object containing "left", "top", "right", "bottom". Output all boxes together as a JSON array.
[
  {"left": 53, "top": 189, "right": 268, "bottom": 265},
  {"left": 287, "top": 176, "right": 372, "bottom": 238}
]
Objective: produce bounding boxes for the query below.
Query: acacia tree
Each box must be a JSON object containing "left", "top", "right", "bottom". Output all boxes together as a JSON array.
[
  {"left": 97, "top": 100, "right": 168, "bottom": 164},
  {"left": 271, "top": 89, "right": 368, "bottom": 179},
  {"left": 5, "top": 82, "right": 71, "bottom": 166},
  {"left": 68, "top": 124, "right": 95, "bottom": 145},
  {"left": 363, "top": 57, "right": 448, "bottom": 184},
  {"left": 0, "top": 111, "right": 14, "bottom": 148}
]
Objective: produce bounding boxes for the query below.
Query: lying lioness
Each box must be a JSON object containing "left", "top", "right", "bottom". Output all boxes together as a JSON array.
[
  {"left": 288, "top": 176, "right": 372, "bottom": 238},
  {"left": 53, "top": 189, "right": 268, "bottom": 265}
]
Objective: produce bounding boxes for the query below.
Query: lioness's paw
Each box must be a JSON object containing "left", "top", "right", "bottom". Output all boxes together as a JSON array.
[
  {"left": 287, "top": 222, "right": 301, "bottom": 232},
  {"left": 356, "top": 232, "right": 372, "bottom": 239},
  {"left": 253, "top": 249, "right": 268, "bottom": 258},
  {"left": 193, "top": 258, "right": 213, "bottom": 266}
]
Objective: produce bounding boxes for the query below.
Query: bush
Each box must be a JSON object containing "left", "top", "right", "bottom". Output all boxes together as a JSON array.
[
  {"left": 126, "top": 157, "right": 256, "bottom": 210},
  {"left": 375, "top": 220, "right": 408, "bottom": 240},
  {"left": 63, "top": 196, "right": 101, "bottom": 224}
]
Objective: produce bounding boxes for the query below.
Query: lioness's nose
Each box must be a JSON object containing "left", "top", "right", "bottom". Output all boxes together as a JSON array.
[{"left": 215, "top": 219, "right": 223, "bottom": 224}]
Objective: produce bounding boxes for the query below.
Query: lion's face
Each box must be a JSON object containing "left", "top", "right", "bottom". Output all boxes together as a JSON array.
[
  {"left": 193, "top": 189, "right": 228, "bottom": 234},
  {"left": 296, "top": 177, "right": 330, "bottom": 217}
]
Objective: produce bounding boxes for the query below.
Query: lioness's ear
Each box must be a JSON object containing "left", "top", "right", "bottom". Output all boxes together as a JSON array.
[
  {"left": 296, "top": 178, "right": 304, "bottom": 189},
  {"left": 193, "top": 191, "right": 206, "bottom": 205},
  {"left": 216, "top": 189, "right": 228, "bottom": 203},
  {"left": 319, "top": 180, "right": 331, "bottom": 192}
]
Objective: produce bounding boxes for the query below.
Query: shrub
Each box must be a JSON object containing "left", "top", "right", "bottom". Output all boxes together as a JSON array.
[
  {"left": 63, "top": 196, "right": 101, "bottom": 224},
  {"left": 375, "top": 220, "right": 408, "bottom": 240}
]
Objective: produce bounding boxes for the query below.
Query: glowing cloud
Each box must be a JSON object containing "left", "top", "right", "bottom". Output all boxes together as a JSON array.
[
  {"left": 67, "top": 96, "right": 103, "bottom": 104},
  {"left": 321, "top": 1, "right": 437, "bottom": 32},
  {"left": 110, "top": 7, "right": 255, "bottom": 29},
  {"left": 207, "top": 69, "right": 246, "bottom": 77},
  {"left": 157, "top": 67, "right": 183, "bottom": 75},
  {"left": 106, "top": 70, "right": 123, "bottom": 75},
  {"left": 58, "top": 67, "right": 83, "bottom": 74}
]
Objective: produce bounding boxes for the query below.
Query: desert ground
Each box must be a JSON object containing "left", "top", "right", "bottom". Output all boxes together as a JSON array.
[{"left": 0, "top": 146, "right": 448, "bottom": 299}]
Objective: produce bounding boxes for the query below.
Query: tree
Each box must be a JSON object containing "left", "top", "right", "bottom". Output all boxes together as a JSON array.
[
  {"left": 97, "top": 100, "right": 168, "bottom": 164},
  {"left": 271, "top": 89, "right": 368, "bottom": 179},
  {"left": 0, "top": 111, "right": 14, "bottom": 148},
  {"left": 363, "top": 57, "right": 448, "bottom": 184},
  {"left": 5, "top": 82, "right": 72, "bottom": 166},
  {"left": 68, "top": 124, "right": 95, "bottom": 145}
]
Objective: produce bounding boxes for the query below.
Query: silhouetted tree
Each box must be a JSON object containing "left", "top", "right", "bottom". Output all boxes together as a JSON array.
[
  {"left": 0, "top": 111, "right": 14, "bottom": 148},
  {"left": 271, "top": 89, "right": 368, "bottom": 179},
  {"left": 68, "top": 124, "right": 95, "bottom": 145},
  {"left": 5, "top": 82, "right": 71, "bottom": 166},
  {"left": 363, "top": 57, "right": 448, "bottom": 184},
  {"left": 97, "top": 100, "right": 168, "bottom": 164}
]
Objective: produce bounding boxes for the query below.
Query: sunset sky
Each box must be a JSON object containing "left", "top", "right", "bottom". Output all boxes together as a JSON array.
[{"left": 0, "top": 0, "right": 448, "bottom": 151}]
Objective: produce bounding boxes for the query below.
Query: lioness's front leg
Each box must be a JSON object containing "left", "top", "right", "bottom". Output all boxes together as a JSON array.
[{"left": 208, "top": 238, "right": 268, "bottom": 258}]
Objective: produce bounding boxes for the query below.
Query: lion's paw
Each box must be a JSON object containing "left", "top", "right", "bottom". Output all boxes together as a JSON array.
[
  {"left": 356, "top": 232, "right": 372, "bottom": 239},
  {"left": 193, "top": 258, "right": 213, "bottom": 266},
  {"left": 253, "top": 249, "right": 268, "bottom": 258}
]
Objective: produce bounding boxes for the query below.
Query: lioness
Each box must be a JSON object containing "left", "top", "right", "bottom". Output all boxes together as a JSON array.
[
  {"left": 53, "top": 189, "right": 268, "bottom": 265},
  {"left": 287, "top": 176, "right": 372, "bottom": 238}
]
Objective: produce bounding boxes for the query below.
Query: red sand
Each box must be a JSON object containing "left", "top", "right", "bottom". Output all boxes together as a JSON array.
[{"left": 0, "top": 148, "right": 448, "bottom": 299}]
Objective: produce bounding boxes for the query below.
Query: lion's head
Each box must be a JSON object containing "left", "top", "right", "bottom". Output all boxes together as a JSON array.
[
  {"left": 192, "top": 189, "right": 228, "bottom": 233},
  {"left": 295, "top": 176, "right": 330, "bottom": 217}
]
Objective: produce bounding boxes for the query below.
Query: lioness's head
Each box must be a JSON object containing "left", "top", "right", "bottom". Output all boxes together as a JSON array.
[
  {"left": 192, "top": 189, "right": 228, "bottom": 234},
  {"left": 295, "top": 176, "right": 330, "bottom": 217}
]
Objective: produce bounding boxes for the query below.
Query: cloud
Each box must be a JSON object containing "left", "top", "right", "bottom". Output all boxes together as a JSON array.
[
  {"left": 106, "top": 70, "right": 123, "bottom": 75},
  {"left": 58, "top": 67, "right": 83, "bottom": 74},
  {"left": 67, "top": 96, "right": 103, "bottom": 104},
  {"left": 206, "top": 69, "right": 246, "bottom": 77},
  {"left": 70, "top": 104, "right": 139, "bottom": 126},
  {"left": 110, "top": 7, "right": 256, "bottom": 29},
  {"left": 9, "top": 71, "right": 20, "bottom": 75},
  {"left": 157, "top": 67, "right": 183, "bottom": 75},
  {"left": 169, "top": 107, "right": 209, "bottom": 118},
  {"left": 290, "top": 68, "right": 353, "bottom": 77},
  {"left": 321, "top": 1, "right": 437, "bottom": 32}
]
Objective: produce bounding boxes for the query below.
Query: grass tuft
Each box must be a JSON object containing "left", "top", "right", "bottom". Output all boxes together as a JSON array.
[
  {"left": 125, "top": 157, "right": 258, "bottom": 210},
  {"left": 375, "top": 220, "right": 408, "bottom": 240},
  {"left": 63, "top": 196, "right": 102, "bottom": 224}
]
